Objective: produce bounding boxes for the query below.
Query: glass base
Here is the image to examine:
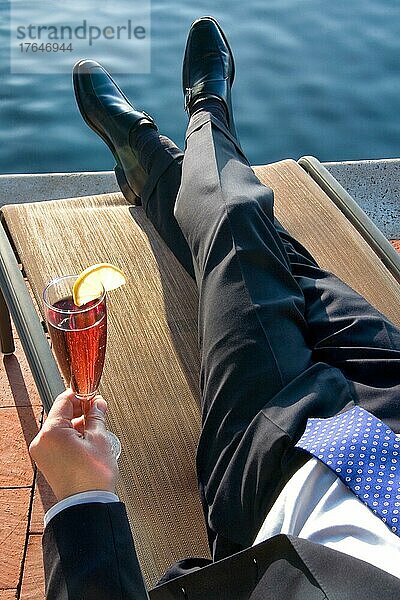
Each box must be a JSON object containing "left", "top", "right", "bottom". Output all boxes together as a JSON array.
[{"left": 107, "top": 430, "right": 121, "bottom": 460}]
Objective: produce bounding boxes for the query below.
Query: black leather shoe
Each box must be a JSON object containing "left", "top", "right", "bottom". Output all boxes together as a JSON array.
[
  {"left": 73, "top": 59, "right": 157, "bottom": 204},
  {"left": 182, "top": 16, "right": 237, "bottom": 138}
]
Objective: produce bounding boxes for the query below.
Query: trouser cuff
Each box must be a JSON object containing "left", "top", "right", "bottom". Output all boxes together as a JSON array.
[{"left": 141, "top": 143, "right": 183, "bottom": 215}]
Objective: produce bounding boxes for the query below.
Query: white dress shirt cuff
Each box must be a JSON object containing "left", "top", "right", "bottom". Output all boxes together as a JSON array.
[{"left": 44, "top": 491, "right": 120, "bottom": 527}]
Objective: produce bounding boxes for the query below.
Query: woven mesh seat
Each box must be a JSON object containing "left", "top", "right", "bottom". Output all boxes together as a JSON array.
[
  {"left": 2, "top": 159, "right": 399, "bottom": 587},
  {"left": 255, "top": 161, "right": 399, "bottom": 324}
]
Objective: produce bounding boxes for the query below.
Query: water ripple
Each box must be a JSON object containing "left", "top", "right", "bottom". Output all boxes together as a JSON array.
[{"left": 1, "top": 0, "right": 400, "bottom": 173}]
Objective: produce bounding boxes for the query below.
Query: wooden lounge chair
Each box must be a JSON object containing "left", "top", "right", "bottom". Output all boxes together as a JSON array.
[{"left": 0, "top": 157, "right": 399, "bottom": 592}]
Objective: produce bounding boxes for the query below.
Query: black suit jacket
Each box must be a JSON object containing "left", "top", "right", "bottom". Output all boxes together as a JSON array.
[{"left": 43, "top": 502, "right": 400, "bottom": 599}]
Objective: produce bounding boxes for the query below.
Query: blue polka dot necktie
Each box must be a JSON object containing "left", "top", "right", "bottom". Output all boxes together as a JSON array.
[{"left": 295, "top": 406, "right": 400, "bottom": 536}]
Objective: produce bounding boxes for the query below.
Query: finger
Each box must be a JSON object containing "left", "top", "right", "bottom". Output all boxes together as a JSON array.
[
  {"left": 71, "top": 415, "right": 85, "bottom": 435},
  {"left": 93, "top": 395, "right": 107, "bottom": 414},
  {"left": 47, "top": 389, "right": 78, "bottom": 422},
  {"left": 51, "top": 390, "right": 93, "bottom": 421},
  {"left": 71, "top": 395, "right": 86, "bottom": 419},
  {"left": 85, "top": 397, "right": 108, "bottom": 433}
]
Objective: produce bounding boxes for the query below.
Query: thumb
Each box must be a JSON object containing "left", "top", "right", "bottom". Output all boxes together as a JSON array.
[{"left": 85, "top": 397, "right": 108, "bottom": 433}]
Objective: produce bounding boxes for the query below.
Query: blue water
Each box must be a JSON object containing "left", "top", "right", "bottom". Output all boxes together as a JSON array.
[{"left": 1, "top": 1, "right": 400, "bottom": 174}]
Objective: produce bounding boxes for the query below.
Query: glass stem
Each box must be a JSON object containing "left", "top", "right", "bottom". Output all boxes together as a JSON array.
[{"left": 81, "top": 397, "right": 93, "bottom": 437}]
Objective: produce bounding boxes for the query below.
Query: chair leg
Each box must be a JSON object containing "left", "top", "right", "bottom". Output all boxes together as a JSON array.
[{"left": 0, "top": 287, "right": 14, "bottom": 354}]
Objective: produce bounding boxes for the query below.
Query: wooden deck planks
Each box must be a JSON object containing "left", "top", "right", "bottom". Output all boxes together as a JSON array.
[{"left": 0, "top": 323, "right": 43, "bottom": 597}]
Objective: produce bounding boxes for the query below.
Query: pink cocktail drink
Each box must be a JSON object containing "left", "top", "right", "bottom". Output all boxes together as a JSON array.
[
  {"left": 43, "top": 275, "right": 107, "bottom": 402},
  {"left": 44, "top": 274, "right": 121, "bottom": 458},
  {"left": 46, "top": 295, "right": 107, "bottom": 399}
]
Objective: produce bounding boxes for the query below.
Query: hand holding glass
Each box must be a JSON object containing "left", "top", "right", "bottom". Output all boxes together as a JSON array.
[{"left": 43, "top": 275, "right": 121, "bottom": 458}]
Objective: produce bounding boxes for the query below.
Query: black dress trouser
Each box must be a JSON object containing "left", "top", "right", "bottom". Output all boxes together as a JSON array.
[{"left": 140, "top": 111, "right": 400, "bottom": 560}]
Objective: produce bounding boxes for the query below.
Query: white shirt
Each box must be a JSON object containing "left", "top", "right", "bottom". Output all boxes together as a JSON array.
[{"left": 254, "top": 457, "right": 400, "bottom": 579}]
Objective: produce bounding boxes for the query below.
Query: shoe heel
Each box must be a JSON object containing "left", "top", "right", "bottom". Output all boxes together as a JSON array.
[{"left": 114, "top": 164, "right": 142, "bottom": 206}]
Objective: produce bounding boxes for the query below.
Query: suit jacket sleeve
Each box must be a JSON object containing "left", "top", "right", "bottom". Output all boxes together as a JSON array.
[{"left": 42, "top": 502, "right": 149, "bottom": 600}]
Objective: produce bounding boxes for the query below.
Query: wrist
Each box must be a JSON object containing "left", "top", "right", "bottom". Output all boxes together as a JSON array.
[{"left": 47, "top": 459, "right": 118, "bottom": 501}]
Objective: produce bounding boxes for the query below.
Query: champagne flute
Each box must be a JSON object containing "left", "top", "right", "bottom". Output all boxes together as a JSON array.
[{"left": 43, "top": 275, "right": 121, "bottom": 458}]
